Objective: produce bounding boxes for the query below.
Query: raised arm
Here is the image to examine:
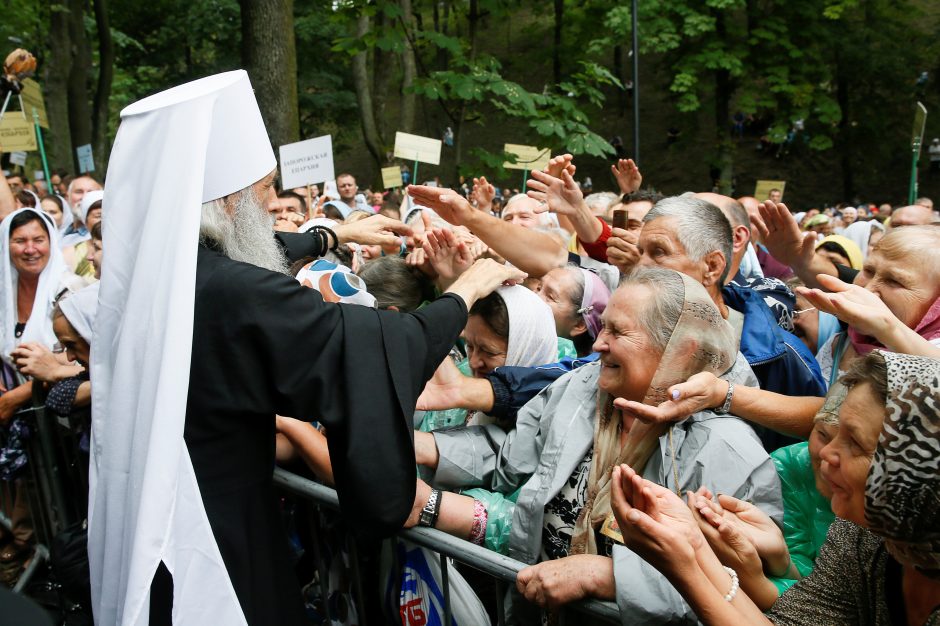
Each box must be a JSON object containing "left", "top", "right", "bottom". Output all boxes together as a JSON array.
[
  {"left": 407, "top": 185, "right": 568, "bottom": 277},
  {"left": 614, "top": 372, "right": 823, "bottom": 439},
  {"left": 753, "top": 200, "right": 838, "bottom": 290},
  {"left": 0, "top": 152, "right": 16, "bottom": 221}
]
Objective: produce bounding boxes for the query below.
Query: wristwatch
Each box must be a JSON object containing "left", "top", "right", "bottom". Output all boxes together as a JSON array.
[
  {"left": 715, "top": 381, "right": 735, "bottom": 415},
  {"left": 418, "top": 488, "right": 442, "bottom": 527}
]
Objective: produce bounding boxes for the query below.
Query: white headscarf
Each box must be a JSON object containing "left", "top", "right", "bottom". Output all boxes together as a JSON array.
[
  {"left": 56, "top": 195, "right": 75, "bottom": 239},
  {"left": 843, "top": 219, "right": 884, "bottom": 261},
  {"left": 0, "top": 208, "right": 67, "bottom": 366},
  {"left": 59, "top": 282, "right": 99, "bottom": 344},
  {"left": 496, "top": 285, "right": 557, "bottom": 367},
  {"left": 79, "top": 189, "right": 104, "bottom": 225},
  {"left": 89, "top": 71, "right": 275, "bottom": 626}
]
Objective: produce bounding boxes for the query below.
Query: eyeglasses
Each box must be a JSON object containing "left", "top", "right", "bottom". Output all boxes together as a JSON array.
[
  {"left": 793, "top": 307, "right": 816, "bottom": 318},
  {"left": 52, "top": 342, "right": 67, "bottom": 354}
]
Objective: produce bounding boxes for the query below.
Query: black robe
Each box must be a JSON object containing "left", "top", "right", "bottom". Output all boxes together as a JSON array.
[{"left": 166, "top": 243, "right": 466, "bottom": 625}]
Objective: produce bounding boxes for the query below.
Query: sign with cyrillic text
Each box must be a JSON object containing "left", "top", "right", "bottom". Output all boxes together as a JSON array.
[
  {"left": 76, "top": 144, "right": 95, "bottom": 173},
  {"left": 503, "top": 144, "right": 551, "bottom": 171},
  {"left": 0, "top": 117, "right": 37, "bottom": 152},
  {"left": 279, "top": 135, "right": 335, "bottom": 190},
  {"left": 9, "top": 151, "right": 27, "bottom": 166},
  {"left": 394, "top": 132, "right": 442, "bottom": 165},
  {"left": 754, "top": 180, "right": 786, "bottom": 201}
]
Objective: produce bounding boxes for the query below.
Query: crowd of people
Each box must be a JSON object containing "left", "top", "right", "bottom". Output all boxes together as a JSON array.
[{"left": 0, "top": 70, "right": 938, "bottom": 625}]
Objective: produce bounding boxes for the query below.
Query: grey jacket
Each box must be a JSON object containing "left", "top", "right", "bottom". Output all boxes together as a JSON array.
[{"left": 431, "top": 358, "right": 783, "bottom": 625}]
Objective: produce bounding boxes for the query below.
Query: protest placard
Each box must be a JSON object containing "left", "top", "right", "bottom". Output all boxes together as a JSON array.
[
  {"left": 754, "top": 180, "right": 786, "bottom": 200},
  {"left": 503, "top": 144, "right": 551, "bottom": 171},
  {"left": 77, "top": 144, "right": 95, "bottom": 173},
  {"left": 20, "top": 79, "right": 49, "bottom": 129},
  {"left": 9, "top": 152, "right": 27, "bottom": 166},
  {"left": 382, "top": 166, "right": 403, "bottom": 189},
  {"left": 394, "top": 132, "right": 442, "bottom": 165},
  {"left": 0, "top": 117, "right": 37, "bottom": 151},
  {"left": 279, "top": 135, "right": 334, "bottom": 190}
]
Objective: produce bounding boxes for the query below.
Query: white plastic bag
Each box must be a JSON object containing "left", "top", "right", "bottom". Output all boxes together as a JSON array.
[{"left": 381, "top": 538, "right": 491, "bottom": 626}]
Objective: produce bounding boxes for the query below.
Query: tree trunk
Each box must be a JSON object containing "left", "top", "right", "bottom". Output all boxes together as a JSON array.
[
  {"left": 613, "top": 44, "right": 625, "bottom": 116},
  {"left": 835, "top": 52, "right": 854, "bottom": 201},
  {"left": 66, "top": 0, "right": 93, "bottom": 173},
  {"left": 92, "top": 0, "right": 114, "bottom": 166},
  {"left": 552, "top": 0, "right": 564, "bottom": 85},
  {"left": 351, "top": 13, "right": 384, "bottom": 170},
  {"left": 239, "top": 0, "right": 299, "bottom": 150},
  {"left": 712, "top": 12, "right": 733, "bottom": 194},
  {"left": 399, "top": 0, "right": 417, "bottom": 132},
  {"left": 45, "top": 2, "right": 74, "bottom": 172},
  {"left": 372, "top": 14, "right": 392, "bottom": 142}
]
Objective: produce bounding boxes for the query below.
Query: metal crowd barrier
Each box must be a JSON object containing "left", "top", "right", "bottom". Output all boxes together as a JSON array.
[{"left": 273, "top": 467, "right": 621, "bottom": 625}]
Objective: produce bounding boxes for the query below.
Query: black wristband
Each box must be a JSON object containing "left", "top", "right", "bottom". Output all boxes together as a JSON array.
[{"left": 309, "top": 226, "right": 339, "bottom": 256}]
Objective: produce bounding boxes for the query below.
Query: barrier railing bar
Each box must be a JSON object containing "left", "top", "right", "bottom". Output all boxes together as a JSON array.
[
  {"left": 272, "top": 468, "right": 621, "bottom": 623},
  {"left": 440, "top": 552, "right": 452, "bottom": 626}
]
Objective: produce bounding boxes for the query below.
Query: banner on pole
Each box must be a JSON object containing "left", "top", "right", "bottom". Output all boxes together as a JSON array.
[
  {"left": 382, "top": 166, "right": 404, "bottom": 189},
  {"left": 503, "top": 144, "right": 551, "bottom": 171},
  {"left": 754, "top": 180, "right": 786, "bottom": 200},
  {"left": 393, "top": 132, "right": 442, "bottom": 165},
  {"left": 279, "top": 135, "right": 334, "bottom": 190},
  {"left": 76, "top": 144, "right": 95, "bottom": 173},
  {"left": 20, "top": 79, "right": 49, "bottom": 129},
  {"left": 0, "top": 117, "right": 38, "bottom": 151}
]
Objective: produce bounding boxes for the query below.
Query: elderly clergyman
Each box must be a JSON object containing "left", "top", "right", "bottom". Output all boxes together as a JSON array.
[{"left": 89, "top": 71, "right": 513, "bottom": 625}]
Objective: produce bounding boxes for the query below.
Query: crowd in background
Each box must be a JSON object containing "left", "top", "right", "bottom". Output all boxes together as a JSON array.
[{"left": 0, "top": 151, "right": 938, "bottom": 625}]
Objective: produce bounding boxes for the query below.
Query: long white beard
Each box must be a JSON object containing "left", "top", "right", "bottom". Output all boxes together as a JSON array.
[{"left": 200, "top": 189, "right": 289, "bottom": 274}]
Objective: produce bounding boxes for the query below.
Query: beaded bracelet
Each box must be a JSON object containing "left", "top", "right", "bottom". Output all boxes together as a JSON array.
[
  {"left": 722, "top": 566, "right": 740, "bottom": 602},
  {"left": 468, "top": 500, "right": 488, "bottom": 545}
]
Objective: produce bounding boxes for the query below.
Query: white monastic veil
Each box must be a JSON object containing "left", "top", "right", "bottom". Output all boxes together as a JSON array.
[{"left": 89, "top": 71, "right": 275, "bottom": 626}]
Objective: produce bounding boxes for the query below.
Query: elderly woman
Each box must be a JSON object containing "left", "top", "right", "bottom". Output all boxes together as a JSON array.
[
  {"left": 843, "top": 219, "right": 885, "bottom": 261},
  {"left": 534, "top": 265, "right": 610, "bottom": 357},
  {"left": 0, "top": 208, "right": 85, "bottom": 571},
  {"left": 812, "top": 225, "right": 940, "bottom": 386},
  {"left": 421, "top": 285, "right": 559, "bottom": 432},
  {"left": 409, "top": 267, "right": 781, "bottom": 624},
  {"left": 611, "top": 351, "right": 940, "bottom": 625}
]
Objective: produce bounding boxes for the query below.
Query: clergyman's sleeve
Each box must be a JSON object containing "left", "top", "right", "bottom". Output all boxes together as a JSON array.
[{"left": 228, "top": 262, "right": 468, "bottom": 537}]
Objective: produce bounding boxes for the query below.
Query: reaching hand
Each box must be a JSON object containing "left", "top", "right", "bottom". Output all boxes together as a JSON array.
[
  {"left": 611, "top": 159, "right": 642, "bottom": 195},
  {"left": 614, "top": 372, "right": 726, "bottom": 423},
  {"left": 445, "top": 258, "right": 527, "bottom": 309},
  {"left": 610, "top": 464, "right": 705, "bottom": 575},
  {"left": 544, "top": 153, "right": 577, "bottom": 179},
  {"left": 417, "top": 357, "right": 470, "bottom": 411},
  {"left": 404, "top": 479, "right": 433, "bottom": 528},
  {"left": 423, "top": 228, "right": 474, "bottom": 288},
  {"left": 407, "top": 185, "right": 475, "bottom": 226},
  {"left": 335, "top": 214, "right": 414, "bottom": 248},
  {"left": 797, "top": 274, "right": 898, "bottom": 342},
  {"left": 605, "top": 227, "right": 641, "bottom": 274},
  {"left": 526, "top": 169, "right": 585, "bottom": 217},
  {"left": 691, "top": 491, "right": 789, "bottom": 577},
  {"left": 755, "top": 200, "right": 816, "bottom": 270},
  {"left": 516, "top": 555, "right": 614, "bottom": 608},
  {"left": 11, "top": 342, "right": 74, "bottom": 382},
  {"left": 470, "top": 176, "right": 496, "bottom": 211}
]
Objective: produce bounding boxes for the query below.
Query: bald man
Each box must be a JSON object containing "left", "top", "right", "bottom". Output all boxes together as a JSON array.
[{"left": 891, "top": 204, "right": 935, "bottom": 227}]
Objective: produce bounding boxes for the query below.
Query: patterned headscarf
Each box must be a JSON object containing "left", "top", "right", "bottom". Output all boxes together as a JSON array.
[
  {"left": 865, "top": 351, "right": 940, "bottom": 579},
  {"left": 570, "top": 270, "right": 738, "bottom": 555},
  {"left": 295, "top": 259, "right": 376, "bottom": 307}
]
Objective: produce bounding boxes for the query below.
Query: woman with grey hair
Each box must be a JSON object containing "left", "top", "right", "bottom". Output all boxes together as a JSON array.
[{"left": 408, "top": 267, "right": 780, "bottom": 624}]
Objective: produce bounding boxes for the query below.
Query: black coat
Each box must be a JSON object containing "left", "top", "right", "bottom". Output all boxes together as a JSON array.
[{"left": 175, "top": 243, "right": 466, "bottom": 624}]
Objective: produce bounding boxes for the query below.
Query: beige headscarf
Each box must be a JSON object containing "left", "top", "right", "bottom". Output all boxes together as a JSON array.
[{"left": 570, "top": 271, "right": 738, "bottom": 555}]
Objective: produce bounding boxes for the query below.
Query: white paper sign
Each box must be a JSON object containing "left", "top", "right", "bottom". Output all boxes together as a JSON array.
[
  {"left": 9, "top": 152, "right": 27, "bottom": 166},
  {"left": 76, "top": 144, "right": 95, "bottom": 173},
  {"left": 279, "top": 135, "right": 334, "bottom": 190},
  {"left": 323, "top": 180, "right": 339, "bottom": 201},
  {"left": 381, "top": 166, "right": 403, "bottom": 189},
  {"left": 393, "top": 131, "right": 442, "bottom": 165}
]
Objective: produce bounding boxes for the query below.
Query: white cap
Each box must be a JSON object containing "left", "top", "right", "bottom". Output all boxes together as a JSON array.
[
  {"left": 79, "top": 189, "right": 104, "bottom": 224},
  {"left": 121, "top": 70, "right": 275, "bottom": 202}
]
